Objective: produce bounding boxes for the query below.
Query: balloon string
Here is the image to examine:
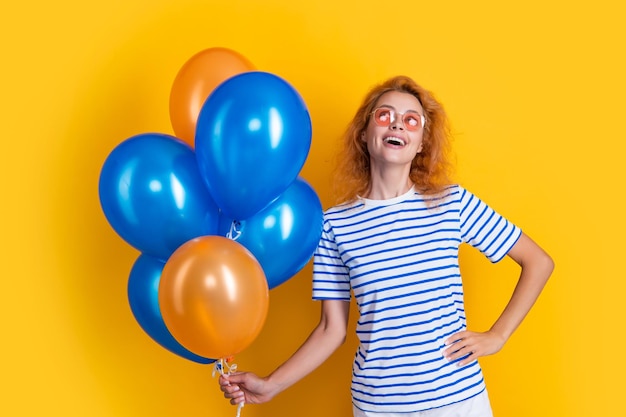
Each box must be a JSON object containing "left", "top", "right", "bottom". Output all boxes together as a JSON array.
[
  {"left": 212, "top": 357, "right": 244, "bottom": 417},
  {"left": 226, "top": 221, "right": 242, "bottom": 241}
]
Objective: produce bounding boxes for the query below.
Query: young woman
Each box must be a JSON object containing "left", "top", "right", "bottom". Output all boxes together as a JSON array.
[{"left": 219, "top": 75, "right": 554, "bottom": 416}]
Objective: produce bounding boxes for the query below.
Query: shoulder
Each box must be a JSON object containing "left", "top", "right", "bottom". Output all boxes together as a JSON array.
[
  {"left": 324, "top": 199, "right": 364, "bottom": 218},
  {"left": 420, "top": 184, "right": 465, "bottom": 206}
]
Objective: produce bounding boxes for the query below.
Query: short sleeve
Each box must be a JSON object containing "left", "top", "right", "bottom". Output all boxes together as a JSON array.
[
  {"left": 312, "top": 216, "right": 351, "bottom": 301},
  {"left": 458, "top": 186, "right": 522, "bottom": 262}
]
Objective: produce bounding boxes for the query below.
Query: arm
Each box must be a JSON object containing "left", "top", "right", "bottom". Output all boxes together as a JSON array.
[
  {"left": 219, "top": 299, "right": 350, "bottom": 405},
  {"left": 444, "top": 232, "right": 555, "bottom": 365}
]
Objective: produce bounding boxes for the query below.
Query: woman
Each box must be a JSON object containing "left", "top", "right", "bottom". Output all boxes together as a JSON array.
[{"left": 219, "top": 75, "right": 554, "bottom": 416}]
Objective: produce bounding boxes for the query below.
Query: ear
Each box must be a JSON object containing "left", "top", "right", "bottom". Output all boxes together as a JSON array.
[{"left": 360, "top": 132, "right": 366, "bottom": 141}]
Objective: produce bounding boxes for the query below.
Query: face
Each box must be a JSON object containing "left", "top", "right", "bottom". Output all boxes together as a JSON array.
[{"left": 362, "top": 91, "right": 425, "bottom": 168}]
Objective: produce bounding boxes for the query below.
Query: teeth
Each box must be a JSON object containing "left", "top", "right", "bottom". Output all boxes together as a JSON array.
[{"left": 384, "top": 137, "right": 405, "bottom": 146}]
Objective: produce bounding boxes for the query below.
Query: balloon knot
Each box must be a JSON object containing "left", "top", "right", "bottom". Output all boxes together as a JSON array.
[
  {"left": 227, "top": 221, "right": 242, "bottom": 240},
  {"left": 212, "top": 357, "right": 238, "bottom": 377}
]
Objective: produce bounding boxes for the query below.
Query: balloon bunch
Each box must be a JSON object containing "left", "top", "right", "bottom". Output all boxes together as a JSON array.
[{"left": 99, "top": 48, "right": 323, "bottom": 366}]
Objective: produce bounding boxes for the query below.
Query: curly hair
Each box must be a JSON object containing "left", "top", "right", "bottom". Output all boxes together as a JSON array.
[{"left": 332, "top": 75, "right": 455, "bottom": 205}]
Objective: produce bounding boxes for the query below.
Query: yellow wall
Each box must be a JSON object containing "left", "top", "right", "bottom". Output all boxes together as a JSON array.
[{"left": 2, "top": 1, "right": 623, "bottom": 416}]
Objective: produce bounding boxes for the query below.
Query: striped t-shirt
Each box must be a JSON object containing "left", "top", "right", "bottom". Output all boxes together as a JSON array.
[{"left": 312, "top": 185, "right": 521, "bottom": 412}]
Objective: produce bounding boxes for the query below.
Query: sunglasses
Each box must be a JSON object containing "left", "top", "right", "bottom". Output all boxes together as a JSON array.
[{"left": 370, "top": 107, "right": 426, "bottom": 132}]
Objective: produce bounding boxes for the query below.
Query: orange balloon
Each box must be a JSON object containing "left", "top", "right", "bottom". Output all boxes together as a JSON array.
[
  {"left": 158, "top": 236, "right": 269, "bottom": 359},
  {"left": 169, "top": 48, "right": 255, "bottom": 147}
]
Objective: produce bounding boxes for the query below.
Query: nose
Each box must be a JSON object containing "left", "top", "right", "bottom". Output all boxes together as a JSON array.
[{"left": 390, "top": 116, "right": 404, "bottom": 130}]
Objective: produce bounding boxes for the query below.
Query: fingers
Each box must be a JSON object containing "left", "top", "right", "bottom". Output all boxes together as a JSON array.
[
  {"left": 219, "top": 373, "right": 245, "bottom": 387},
  {"left": 218, "top": 375, "right": 230, "bottom": 387},
  {"left": 218, "top": 376, "right": 237, "bottom": 394},
  {"left": 227, "top": 391, "right": 245, "bottom": 405},
  {"left": 443, "top": 332, "right": 478, "bottom": 367},
  {"left": 444, "top": 330, "right": 468, "bottom": 347},
  {"left": 219, "top": 375, "right": 246, "bottom": 404},
  {"left": 443, "top": 330, "right": 504, "bottom": 366}
]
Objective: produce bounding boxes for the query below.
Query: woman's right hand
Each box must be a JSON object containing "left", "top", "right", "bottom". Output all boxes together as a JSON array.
[
  {"left": 218, "top": 372, "right": 275, "bottom": 405},
  {"left": 218, "top": 299, "right": 350, "bottom": 406}
]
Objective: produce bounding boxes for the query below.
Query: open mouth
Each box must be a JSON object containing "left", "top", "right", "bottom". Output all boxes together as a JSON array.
[{"left": 383, "top": 136, "right": 406, "bottom": 146}]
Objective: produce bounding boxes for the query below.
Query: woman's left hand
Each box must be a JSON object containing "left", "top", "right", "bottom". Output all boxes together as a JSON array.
[{"left": 443, "top": 330, "right": 506, "bottom": 367}]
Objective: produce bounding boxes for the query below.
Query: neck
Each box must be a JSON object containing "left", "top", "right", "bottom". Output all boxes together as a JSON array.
[{"left": 365, "top": 165, "right": 413, "bottom": 200}]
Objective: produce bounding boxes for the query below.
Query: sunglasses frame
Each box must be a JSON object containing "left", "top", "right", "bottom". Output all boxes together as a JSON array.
[{"left": 370, "top": 107, "right": 426, "bottom": 131}]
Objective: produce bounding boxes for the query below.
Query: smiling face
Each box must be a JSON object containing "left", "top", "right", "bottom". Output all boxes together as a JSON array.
[{"left": 363, "top": 90, "right": 425, "bottom": 169}]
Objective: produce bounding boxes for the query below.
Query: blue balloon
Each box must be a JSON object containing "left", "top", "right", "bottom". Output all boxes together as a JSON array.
[
  {"left": 127, "top": 254, "right": 214, "bottom": 364},
  {"left": 99, "top": 133, "right": 220, "bottom": 260},
  {"left": 195, "top": 71, "right": 312, "bottom": 220},
  {"left": 220, "top": 178, "right": 323, "bottom": 289}
]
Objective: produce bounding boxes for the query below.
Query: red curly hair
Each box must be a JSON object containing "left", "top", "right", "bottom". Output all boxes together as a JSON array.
[{"left": 332, "top": 75, "right": 455, "bottom": 205}]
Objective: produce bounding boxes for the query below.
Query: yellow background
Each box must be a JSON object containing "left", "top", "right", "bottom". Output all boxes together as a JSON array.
[{"left": 2, "top": 0, "right": 623, "bottom": 416}]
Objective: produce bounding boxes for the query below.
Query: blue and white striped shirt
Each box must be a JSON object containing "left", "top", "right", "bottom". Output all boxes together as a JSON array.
[{"left": 312, "top": 185, "right": 521, "bottom": 412}]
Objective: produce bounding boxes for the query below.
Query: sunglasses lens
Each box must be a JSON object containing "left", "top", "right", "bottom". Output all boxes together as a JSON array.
[
  {"left": 373, "top": 108, "right": 392, "bottom": 126},
  {"left": 402, "top": 113, "right": 422, "bottom": 131}
]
